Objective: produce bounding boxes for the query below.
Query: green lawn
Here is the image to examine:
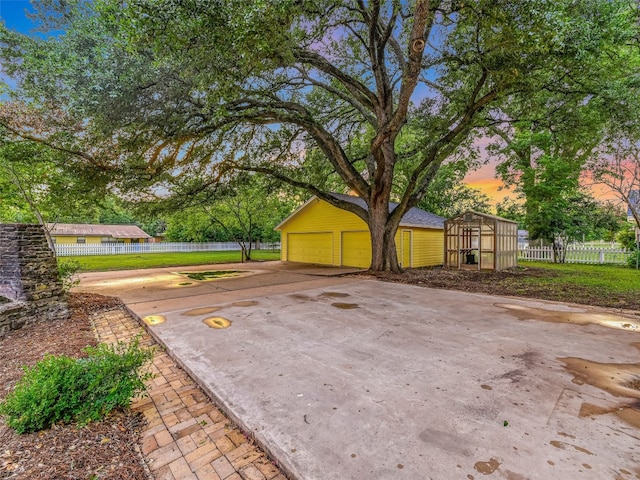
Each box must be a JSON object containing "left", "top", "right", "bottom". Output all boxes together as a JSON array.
[
  {"left": 61, "top": 250, "right": 281, "bottom": 272},
  {"left": 384, "top": 261, "right": 640, "bottom": 310},
  {"left": 520, "top": 261, "right": 639, "bottom": 293}
]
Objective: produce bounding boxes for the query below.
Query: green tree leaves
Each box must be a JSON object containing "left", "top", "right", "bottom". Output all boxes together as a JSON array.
[{"left": 2, "top": 0, "right": 638, "bottom": 270}]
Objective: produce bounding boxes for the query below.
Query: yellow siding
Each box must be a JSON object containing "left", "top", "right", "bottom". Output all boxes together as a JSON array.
[
  {"left": 341, "top": 231, "right": 371, "bottom": 267},
  {"left": 401, "top": 230, "right": 412, "bottom": 267},
  {"left": 410, "top": 228, "right": 444, "bottom": 267},
  {"left": 53, "top": 235, "right": 102, "bottom": 244},
  {"left": 52, "top": 236, "right": 76, "bottom": 245},
  {"left": 279, "top": 197, "right": 444, "bottom": 267},
  {"left": 52, "top": 235, "right": 100, "bottom": 244}
]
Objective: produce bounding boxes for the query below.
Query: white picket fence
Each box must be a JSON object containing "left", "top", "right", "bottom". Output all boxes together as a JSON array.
[
  {"left": 518, "top": 246, "right": 632, "bottom": 265},
  {"left": 55, "top": 242, "right": 281, "bottom": 257}
]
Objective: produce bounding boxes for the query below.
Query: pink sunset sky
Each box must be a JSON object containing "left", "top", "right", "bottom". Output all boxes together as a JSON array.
[
  {"left": 463, "top": 161, "right": 620, "bottom": 209},
  {"left": 463, "top": 162, "right": 513, "bottom": 205}
]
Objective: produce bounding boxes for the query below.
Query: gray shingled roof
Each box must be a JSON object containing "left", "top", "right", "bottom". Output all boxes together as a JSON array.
[
  {"left": 46, "top": 223, "right": 152, "bottom": 239},
  {"left": 330, "top": 193, "right": 445, "bottom": 229}
]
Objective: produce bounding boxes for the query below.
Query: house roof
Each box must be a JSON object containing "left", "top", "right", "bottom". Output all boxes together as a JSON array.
[
  {"left": 276, "top": 193, "right": 445, "bottom": 230},
  {"left": 446, "top": 210, "right": 518, "bottom": 224},
  {"left": 46, "top": 223, "right": 152, "bottom": 239}
]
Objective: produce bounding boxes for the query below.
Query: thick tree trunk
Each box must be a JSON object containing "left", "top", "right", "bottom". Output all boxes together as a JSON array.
[{"left": 368, "top": 200, "right": 401, "bottom": 272}]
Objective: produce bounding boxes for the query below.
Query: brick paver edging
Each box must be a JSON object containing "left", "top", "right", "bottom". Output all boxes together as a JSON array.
[{"left": 92, "top": 308, "right": 288, "bottom": 480}]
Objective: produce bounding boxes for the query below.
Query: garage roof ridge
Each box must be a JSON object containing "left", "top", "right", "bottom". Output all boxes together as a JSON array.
[{"left": 275, "top": 193, "right": 445, "bottom": 230}]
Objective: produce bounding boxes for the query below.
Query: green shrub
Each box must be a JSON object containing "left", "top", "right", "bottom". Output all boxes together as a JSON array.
[
  {"left": 57, "top": 258, "right": 81, "bottom": 291},
  {"left": 618, "top": 227, "right": 638, "bottom": 251},
  {"left": 0, "top": 337, "right": 154, "bottom": 433},
  {"left": 627, "top": 250, "right": 640, "bottom": 269}
]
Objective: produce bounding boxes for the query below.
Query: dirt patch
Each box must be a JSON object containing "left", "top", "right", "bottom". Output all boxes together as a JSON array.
[
  {"left": 0, "top": 293, "right": 147, "bottom": 480},
  {"left": 370, "top": 266, "right": 640, "bottom": 311}
]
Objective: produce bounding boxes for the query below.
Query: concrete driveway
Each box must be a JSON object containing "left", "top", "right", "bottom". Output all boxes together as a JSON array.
[{"left": 77, "top": 262, "right": 640, "bottom": 480}]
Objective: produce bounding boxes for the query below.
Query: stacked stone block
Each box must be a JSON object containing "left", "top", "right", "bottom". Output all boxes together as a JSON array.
[{"left": 0, "top": 224, "right": 69, "bottom": 336}]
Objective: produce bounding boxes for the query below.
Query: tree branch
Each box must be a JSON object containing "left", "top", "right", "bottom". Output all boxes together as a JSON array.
[
  {"left": 0, "top": 121, "right": 103, "bottom": 168},
  {"left": 293, "top": 48, "right": 377, "bottom": 111}
]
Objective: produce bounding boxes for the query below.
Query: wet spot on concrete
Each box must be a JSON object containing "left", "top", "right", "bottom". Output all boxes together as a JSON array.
[
  {"left": 321, "top": 292, "right": 350, "bottom": 298},
  {"left": 332, "top": 302, "right": 360, "bottom": 309},
  {"left": 232, "top": 300, "right": 259, "bottom": 307},
  {"left": 626, "top": 377, "right": 640, "bottom": 391},
  {"left": 579, "top": 402, "right": 640, "bottom": 429},
  {"left": 202, "top": 317, "right": 231, "bottom": 329},
  {"left": 560, "top": 348, "right": 640, "bottom": 400},
  {"left": 143, "top": 315, "right": 166, "bottom": 326},
  {"left": 550, "top": 440, "right": 593, "bottom": 455},
  {"left": 474, "top": 458, "right": 500, "bottom": 475},
  {"left": 502, "top": 471, "right": 528, "bottom": 480},
  {"left": 495, "top": 303, "right": 640, "bottom": 332},
  {"left": 419, "top": 428, "right": 472, "bottom": 456},
  {"left": 481, "top": 384, "right": 493, "bottom": 390},
  {"left": 514, "top": 350, "right": 540, "bottom": 369},
  {"left": 289, "top": 294, "right": 316, "bottom": 301},
  {"left": 183, "top": 306, "right": 222, "bottom": 316},
  {"left": 500, "top": 369, "right": 525, "bottom": 383}
]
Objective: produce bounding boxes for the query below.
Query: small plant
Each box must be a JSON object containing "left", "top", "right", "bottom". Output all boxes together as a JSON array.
[
  {"left": 0, "top": 337, "right": 154, "bottom": 434},
  {"left": 57, "top": 258, "right": 82, "bottom": 291},
  {"left": 627, "top": 250, "right": 640, "bottom": 269}
]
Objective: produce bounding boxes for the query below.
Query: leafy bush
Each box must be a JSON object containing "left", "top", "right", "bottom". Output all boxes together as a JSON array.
[
  {"left": 627, "top": 250, "right": 640, "bottom": 269},
  {"left": 617, "top": 227, "right": 638, "bottom": 251},
  {"left": 57, "top": 258, "right": 81, "bottom": 291},
  {"left": 0, "top": 338, "right": 154, "bottom": 433}
]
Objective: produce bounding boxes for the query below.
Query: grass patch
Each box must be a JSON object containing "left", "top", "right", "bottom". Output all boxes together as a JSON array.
[
  {"left": 179, "top": 270, "right": 241, "bottom": 281},
  {"left": 61, "top": 250, "right": 281, "bottom": 272},
  {"left": 520, "top": 261, "right": 639, "bottom": 294}
]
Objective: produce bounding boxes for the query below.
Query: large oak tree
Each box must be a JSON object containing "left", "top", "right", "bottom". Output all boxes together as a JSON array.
[{"left": 1, "top": 0, "right": 637, "bottom": 270}]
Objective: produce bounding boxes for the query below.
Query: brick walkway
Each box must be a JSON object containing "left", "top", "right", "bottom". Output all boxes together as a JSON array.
[{"left": 92, "top": 308, "right": 287, "bottom": 480}]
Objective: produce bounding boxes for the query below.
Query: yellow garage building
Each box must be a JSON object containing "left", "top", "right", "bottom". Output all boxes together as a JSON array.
[{"left": 276, "top": 193, "right": 445, "bottom": 269}]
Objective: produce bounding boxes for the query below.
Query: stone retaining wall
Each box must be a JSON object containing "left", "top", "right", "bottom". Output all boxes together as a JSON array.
[{"left": 0, "top": 224, "right": 69, "bottom": 337}]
